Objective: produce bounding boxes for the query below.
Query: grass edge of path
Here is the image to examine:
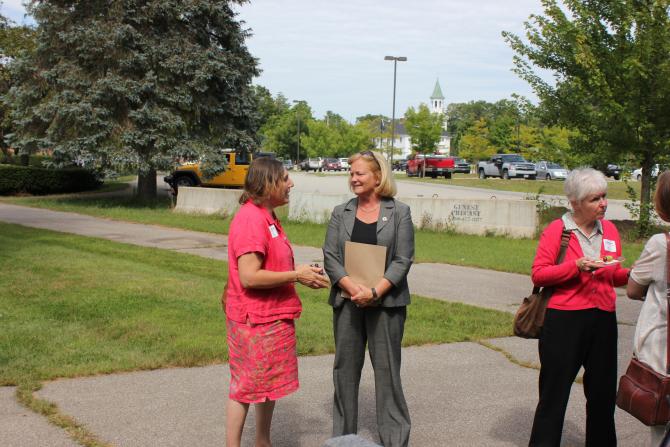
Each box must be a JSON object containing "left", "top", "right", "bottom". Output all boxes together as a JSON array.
[{"left": 16, "top": 381, "right": 113, "bottom": 447}]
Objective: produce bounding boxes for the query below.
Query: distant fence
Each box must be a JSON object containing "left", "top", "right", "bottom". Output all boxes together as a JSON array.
[{"left": 174, "top": 187, "right": 538, "bottom": 238}]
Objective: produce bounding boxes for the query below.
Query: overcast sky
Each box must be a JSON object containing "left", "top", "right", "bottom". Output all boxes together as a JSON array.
[{"left": 1, "top": 0, "right": 549, "bottom": 122}]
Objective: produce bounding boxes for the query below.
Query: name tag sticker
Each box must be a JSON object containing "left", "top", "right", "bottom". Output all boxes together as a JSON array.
[
  {"left": 603, "top": 239, "right": 616, "bottom": 252},
  {"left": 269, "top": 224, "right": 279, "bottom": 238}
]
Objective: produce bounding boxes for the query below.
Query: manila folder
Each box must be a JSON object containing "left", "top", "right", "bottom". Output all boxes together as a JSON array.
[{"left": 342, "top": 241, "right": 387, "bottom": 298}]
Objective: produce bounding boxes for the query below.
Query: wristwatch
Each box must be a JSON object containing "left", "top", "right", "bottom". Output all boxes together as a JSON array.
[{"left": 371, "top": 287, "right": 378, "bottom": 299}]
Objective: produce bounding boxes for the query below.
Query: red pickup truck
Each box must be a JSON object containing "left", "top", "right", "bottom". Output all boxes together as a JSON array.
[{"left": 406, "top": 154, "right": 455, "bottom": 179}]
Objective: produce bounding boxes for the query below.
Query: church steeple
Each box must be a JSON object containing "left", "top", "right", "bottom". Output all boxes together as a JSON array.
[{"left": 430, "top": 79, "right": 445, "bottom": 114}]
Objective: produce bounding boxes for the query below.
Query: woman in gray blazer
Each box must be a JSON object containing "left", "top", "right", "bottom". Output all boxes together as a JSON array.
[{"left": 323, "top": 150, "right": 414, "bottom": 447}]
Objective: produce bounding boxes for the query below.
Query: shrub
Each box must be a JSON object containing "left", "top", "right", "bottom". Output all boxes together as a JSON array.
[
  {"left": 0, "top": 154, "right": 53, "bottom": 167},
  {"left": 0, "top": 164, "right": 101, "bottom": 195}
]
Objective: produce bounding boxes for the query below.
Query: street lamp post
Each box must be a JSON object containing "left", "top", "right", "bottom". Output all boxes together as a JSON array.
[
  {"left": 384, "top": 56, "right": 407, "bottom": 167},
  {"left": 293, "top": 100, "right": 302, "bottom": 163}
]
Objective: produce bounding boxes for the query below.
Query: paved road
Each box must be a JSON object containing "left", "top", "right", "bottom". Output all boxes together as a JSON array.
[{"left": 0, "top": 203, "right": 647, "bottom": 446}]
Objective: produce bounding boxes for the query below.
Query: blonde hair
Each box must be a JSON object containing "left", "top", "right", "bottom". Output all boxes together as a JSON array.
[
  {"left": 348, "top": 150, "right": 397, "bottom": 198},
  {"left": 239, "top": 157, "right": 285, "bottom": 205}
]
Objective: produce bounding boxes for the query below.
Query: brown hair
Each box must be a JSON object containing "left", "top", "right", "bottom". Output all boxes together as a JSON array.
[
  {"left": 239, "top": 157, "right": 286, "bottom": 205},
  {"left": 655, "top": 170, "right": 670, "bottom": 222},
  {"left": 348, "top": 150, "right": 397, "bottom": 198}
]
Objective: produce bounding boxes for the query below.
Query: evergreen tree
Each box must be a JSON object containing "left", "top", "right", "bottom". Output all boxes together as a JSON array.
[
  {"left": 0, "top": 11, "right": 36, "bottom": 163},
  {"left": 8, "top": 0, "right": 259, "bottom": 198}
]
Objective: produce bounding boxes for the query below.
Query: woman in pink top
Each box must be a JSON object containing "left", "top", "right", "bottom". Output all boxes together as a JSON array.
[
  {"left": 528, "top": 168, "right": 630, "bottom": 446},
  {"left": 224, "top": 157, "right": 329, "bottom": 447}
]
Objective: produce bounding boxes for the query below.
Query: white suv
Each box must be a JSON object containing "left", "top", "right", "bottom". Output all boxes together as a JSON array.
[{"left": 339, "top": 158, "right": 350, "bottom": 170}]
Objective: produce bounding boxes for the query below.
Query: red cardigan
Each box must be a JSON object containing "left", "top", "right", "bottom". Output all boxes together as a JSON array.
[{"left": 531, "top": 218, "right": 630, "bottom": 312}]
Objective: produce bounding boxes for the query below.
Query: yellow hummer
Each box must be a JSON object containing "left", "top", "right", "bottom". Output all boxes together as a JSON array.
[{"left": 164, "top": 150, "right": 253, "bottom": 192}]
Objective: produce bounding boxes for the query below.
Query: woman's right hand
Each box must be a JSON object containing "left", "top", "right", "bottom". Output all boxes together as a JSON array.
[
  {"left": 295, "top": 264, "right": 330, "bottom": 289},
  {"left": 576, "top": 257, "right": 603, "bottom": 272}
]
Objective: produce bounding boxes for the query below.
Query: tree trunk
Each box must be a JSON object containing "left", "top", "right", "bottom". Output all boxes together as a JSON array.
[{"left": 136, "top": 167, "right": 157, "bottom": 200}]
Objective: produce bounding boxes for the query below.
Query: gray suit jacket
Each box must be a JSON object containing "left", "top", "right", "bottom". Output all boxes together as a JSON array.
[{"left": 323, "top": 197, "right": 415, "bottom": 308}]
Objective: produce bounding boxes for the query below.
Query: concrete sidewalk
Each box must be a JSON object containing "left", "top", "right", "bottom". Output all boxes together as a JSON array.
[{"left": 0, "top": 203, "right": 648, "bottom": 446}]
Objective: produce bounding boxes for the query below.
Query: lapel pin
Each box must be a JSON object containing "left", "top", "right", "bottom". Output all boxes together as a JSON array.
[{"left": 382, "top": 216, "right": 388, "bottom": 222}]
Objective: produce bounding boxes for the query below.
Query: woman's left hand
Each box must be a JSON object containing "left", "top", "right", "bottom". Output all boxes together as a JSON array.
[{"left": 351, "top": 285, "right": 379, "bottom": 307}]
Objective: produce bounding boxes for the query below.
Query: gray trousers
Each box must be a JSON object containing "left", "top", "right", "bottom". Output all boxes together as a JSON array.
[{"left": 332, "top": 301, "right": 411, "bottom": 447}]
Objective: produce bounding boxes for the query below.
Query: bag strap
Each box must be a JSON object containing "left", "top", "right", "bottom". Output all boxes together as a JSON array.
[
  {"left": 531, "top": 227, "right": 572, "bottom": 295},
  {"left": 666, "top": 233, "right": 670, "bottom": 375}
]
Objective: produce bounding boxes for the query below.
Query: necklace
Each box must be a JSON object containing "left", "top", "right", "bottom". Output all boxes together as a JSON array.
[{"left": 358, "top": 204, "right": 380, "bottom": 213}]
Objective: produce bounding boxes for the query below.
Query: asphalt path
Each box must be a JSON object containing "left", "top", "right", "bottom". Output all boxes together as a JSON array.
[{"left": 0, "top": 203, "right": 648, "bottom": 446}]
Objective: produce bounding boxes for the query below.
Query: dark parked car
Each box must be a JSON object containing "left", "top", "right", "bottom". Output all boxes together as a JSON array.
[
  {"left": 252, "top": 151, "right": 276, "bottom": 159},
  {"left": 322, "top": 158, "right": 342, "bottom": 171},
  {"left": 392, "top": 157, "right": 408, "bottom": 171},
  {"left": 448, "top": 157, "right": 470, "bottom": 174},
  {"left": 596, "top": 163, "right": 622, "bottom": 180}
]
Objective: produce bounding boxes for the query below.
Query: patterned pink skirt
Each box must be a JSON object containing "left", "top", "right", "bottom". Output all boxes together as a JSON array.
[{"left": 226, "top": 318, "right": 299, "bottom": 403}]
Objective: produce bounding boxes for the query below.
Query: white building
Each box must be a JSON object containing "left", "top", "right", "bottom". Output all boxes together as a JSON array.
[{"left": 376, "top": 79, "right": 451, "bottom": 159}]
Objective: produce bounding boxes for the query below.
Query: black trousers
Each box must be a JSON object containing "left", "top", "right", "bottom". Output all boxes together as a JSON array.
[{"left": 529, "top": 308, "right": 618, "bottom": 447}]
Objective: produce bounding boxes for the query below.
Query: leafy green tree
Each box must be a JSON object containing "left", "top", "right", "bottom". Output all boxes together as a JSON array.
[
  {"left": 404, "top": 104, "right": 446, "bottom": 177},
  {"left": 504, "top": 0, "right": 670, "bottom": 235},
  {"left": 260, "top": 101, "right": 313, "bottom": 160},
  {"left": 446, "top": 101, "right": 492, "bottom": 153},
  {"left": 488, "top": 114, "right": 515, "bottom": 152},
  {"left": 534, "top": 126, "right": 582, "bottom": 168},
  {"left": 404, "top": 104, "right": 443, "bottom": 153},
  {"left": 301, "top": 119, "right": 339, "bottom": 158},
  {"left": 298, "top": 116, "right": 375, "bottom": 159},
  {"left": 447, "top": 98, "right": 533, "bottom": 154},
  {"left": 340, "top": 121, "right": 375, "bottom": 156},
  {"left": 459, "top": 118, "right": 496, "bottom": 162},
  {"left": 253, "top": 86, "right": 290, "bottom": 131},
  {"left": 8, "top": 0, "right": 258, "bottom": 198},
  {"left": 516, "top": 124, "right": 540, "bottom": 160},
  {"left": 356, "top": 114, "right": 391, "bottom": 153}
]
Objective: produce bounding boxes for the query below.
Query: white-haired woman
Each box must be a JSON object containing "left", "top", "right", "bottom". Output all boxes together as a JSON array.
[{"left": 528, "top": 168, "right": 630, "bottom": 446}]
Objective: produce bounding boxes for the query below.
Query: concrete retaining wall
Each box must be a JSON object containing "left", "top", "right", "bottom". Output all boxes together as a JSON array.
[
  {"left": 287, "top": 192, "right": 350, "bottom": 223},
  {"left": 174, "top": 186, "right": 242, "bottom": 215},
  {"left": 174, "top": 187, "right": 538, "bottom": 238},
  {"left": 401, "top": 196, "right": 537, "bottom": 237}
]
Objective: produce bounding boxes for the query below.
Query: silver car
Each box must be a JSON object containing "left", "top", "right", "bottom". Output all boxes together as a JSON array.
[{"left": 535, "top": 161, "right": 568, "bottom": 180}]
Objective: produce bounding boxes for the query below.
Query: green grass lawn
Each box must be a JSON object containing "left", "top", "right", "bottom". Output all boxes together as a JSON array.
[
  {"left": 0, "top": 193, "right": 645, "bottom": 273},
  {"left": 0, "top": 223, "right": 513, "bottom": 386},
  {"left": 395, "top": 173, "right": 640, "bottom": 200}
]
